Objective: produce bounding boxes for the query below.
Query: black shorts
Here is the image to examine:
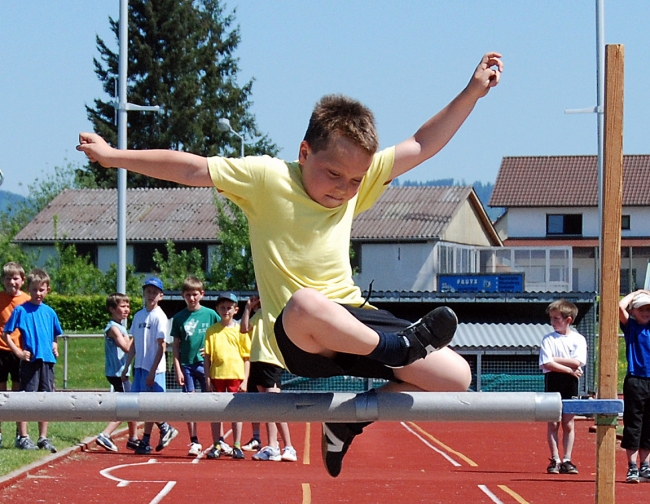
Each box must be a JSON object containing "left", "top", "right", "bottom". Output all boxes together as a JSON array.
[
  {"left": 20, "top": 360, "right": 55, "bottom": 392},
  {"left": 247, "top": 361, "right": 284, "bottom": 392},
  {"left": 544, "top": 371, "right": 578, "bottom": 400},
  {"left": 106, "top": 375, "right": 125, "bottom": 392},
  {"left": 275, "top": 304, "right": 412, "bottom": 382},
  {"left": 621, "top": 375, "right": 650, "bottom": 451},
  {"left": 0, "top": 350, "right": 20, "bottom": 383}
]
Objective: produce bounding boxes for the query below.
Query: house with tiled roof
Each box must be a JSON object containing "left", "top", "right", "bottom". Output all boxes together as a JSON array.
[
  {"left": 13, "top": 185, "right": 501, "bottom": 292},
  {"left": 489, "top": 155, "right": 650, "bottom": 292}
]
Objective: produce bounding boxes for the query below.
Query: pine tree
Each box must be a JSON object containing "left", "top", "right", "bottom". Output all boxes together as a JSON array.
[{"left": 86, "top": 0, "right": 277, "bottom": 188}]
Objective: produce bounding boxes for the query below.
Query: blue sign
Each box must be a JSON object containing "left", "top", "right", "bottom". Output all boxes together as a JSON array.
[{"left": 438, "top": 273, "right": 524, "bottom": 293}]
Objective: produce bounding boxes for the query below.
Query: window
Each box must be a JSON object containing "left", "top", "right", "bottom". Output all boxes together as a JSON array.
[
  {"left": 546, "top": 214, "right": 582, "bottom": 236},
  {"left": 622, "top": 215, "right": 630, "bottom": 230},
  {"left": 74, "top": 243, "right": 98, "bottom": 267}
]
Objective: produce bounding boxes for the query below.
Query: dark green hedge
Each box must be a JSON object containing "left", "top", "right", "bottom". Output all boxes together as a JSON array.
[{"left": 47, "top": 294, "right": 139, "bottom": 332}]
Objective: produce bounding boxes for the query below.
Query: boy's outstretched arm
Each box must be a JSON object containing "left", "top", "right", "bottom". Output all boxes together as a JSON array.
[
  {"left": 391, "top": 52, "right": 503, "bottom": 179},
  {"left": 76, "top": 133, "right": 212, "bottom": 187}
]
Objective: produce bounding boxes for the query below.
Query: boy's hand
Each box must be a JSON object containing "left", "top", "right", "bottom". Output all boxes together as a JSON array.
[
  {"left": 76, "top": 133, "right": 115, "bottom": 167},
  {"left": 21, "top": 350, "right": 31, "bottom": 362},
  {"left": 467, "top": 52, "right": 503, "bottom": 99}
]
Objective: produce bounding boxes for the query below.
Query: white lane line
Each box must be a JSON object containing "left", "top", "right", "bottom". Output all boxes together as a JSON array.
[
  {"left": 400, "top": 421, "right": 462, "bottom": 467},
  {"left": 478, "top": 484, "right": 505, "bottom": 504}
]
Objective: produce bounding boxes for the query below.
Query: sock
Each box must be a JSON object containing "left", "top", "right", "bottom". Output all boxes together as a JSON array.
[
  {"left": 142, "top": 433, "right": 151, "bottom": 445},
  {"left": 563, "top": 458, "right": 570, "bottom": 463},
  {"left": 367, "top": 331, "right": 408, "bottom": 367},
  {"left": 252, "top": 426, "right": 260, "bottom": 440},
  {"left": 191, "top": 436, "right": 199, "bottom": 445},
  {"left": 629, "top": 462, "right": 638, "bottom": 469},
  {"left": 234, "top": 442, "right": 240, "bottom": 449}
]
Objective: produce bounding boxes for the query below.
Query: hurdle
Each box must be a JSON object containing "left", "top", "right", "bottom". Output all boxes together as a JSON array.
[{"left": 0, "top": 391, "right": 621, "bottom": 424}]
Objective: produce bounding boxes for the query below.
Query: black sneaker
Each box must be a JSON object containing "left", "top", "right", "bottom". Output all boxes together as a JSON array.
[
  {"left": 156, "top": 425, "right": 178, "bottom": 452},
  {"left": 322, "top": 422, "right": 369, "bottom": 477},
  {"left": 206, "top": 445, "right": 221, "bottom": 459},
  {"left": 560, "top": 460, "right": 578, "bottom": 474},
  {"left": 126, "top": 438, "right": 141, "bottom": 451},
  {"left": 232, "top": 447, "right": 245, "bottom": 460},
  {"left": 640, "top": 464, "right": 650, "bottom": 479},
  {"left": 135, "top": 442, "right": 152, "bottom": 455},
  {"left": 627, "top": 465, "right": 640, "bottom": 484},
  {"left": 396, "top": 306, "right": 458, "bottom": 367},
  {"left": 547, "top": 458, "right": 560, "bottom": 474},
  {"left": 37, "top": 437, "right": 57, "bottom": 453},
  {"left": 16, "top": 436, "right": 38, "bottom": 450}
]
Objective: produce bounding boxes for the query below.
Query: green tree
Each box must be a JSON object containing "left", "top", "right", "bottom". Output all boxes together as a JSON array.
[
  {"left": 152, "top": 240, "right": 206, "bottom": 291},
  {"left": 45, "top": 243, "right": 104, "bottom": 296},
  {"left": 209, "top": 196, "right": 254, "bottom": 290},
  {"left": 87, "top": 0, "right": 278, "bottom": 188},
  {"left": 101, "top": 263, "right": 144, "bottom": 299}
]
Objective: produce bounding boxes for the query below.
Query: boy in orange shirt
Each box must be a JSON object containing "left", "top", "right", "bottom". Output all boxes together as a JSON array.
[{"left": 0, "top": 262, "right": 30, "bottom": 448}]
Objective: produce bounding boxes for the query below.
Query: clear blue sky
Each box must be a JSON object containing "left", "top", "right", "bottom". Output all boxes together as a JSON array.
[{"left": 1, "top": 1, "right": 648, "bottom": 197}]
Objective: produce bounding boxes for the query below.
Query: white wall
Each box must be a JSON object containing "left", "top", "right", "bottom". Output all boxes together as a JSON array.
[{"left": 354, "top": 242, "right": 436, "bottom": 292}]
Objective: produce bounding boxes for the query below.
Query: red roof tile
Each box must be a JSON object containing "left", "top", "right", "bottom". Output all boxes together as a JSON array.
[{"left": 489, "top": 155, "right": 650, "bottom": 207}]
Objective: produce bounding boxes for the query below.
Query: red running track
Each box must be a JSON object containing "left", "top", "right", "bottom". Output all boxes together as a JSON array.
[{"left": 0, "top": 419, "right": 647, "bottom": 503}]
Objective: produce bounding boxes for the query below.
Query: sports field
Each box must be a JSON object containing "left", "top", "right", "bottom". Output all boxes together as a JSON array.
[{"left": 0, "top": 419, "right": 645, "bottom": 503}]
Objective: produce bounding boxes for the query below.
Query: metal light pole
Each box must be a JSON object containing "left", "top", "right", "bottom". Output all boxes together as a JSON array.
[
  {"left": 217, "top": 118, "right": 245, "bottom": 158},
  {"left": 115, "top": 0, "right": 160, "bottom": 294},
  {"left": 564, "top": 0, "right": 605, "bottom": 292}
]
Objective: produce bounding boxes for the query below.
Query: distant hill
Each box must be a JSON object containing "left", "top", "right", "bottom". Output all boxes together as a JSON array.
[
  {"left": 0, "top": 190, "right": 26, "bottom": 214},
  {"left": 393, "top": 178, "right": 505, "bottom": 222}
]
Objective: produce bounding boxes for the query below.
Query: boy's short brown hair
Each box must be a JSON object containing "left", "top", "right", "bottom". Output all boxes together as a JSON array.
[
  {"left": 303, "top": 94, "right": 379, "bottom": 155},
  {"left": 181, "top": 276, "right": 204, "bottom": 293},
  {"left": 546, "top": 299, "right": 578, "bottom": 321},
  {"left": 2, "top": 261, "right": 25, "bottom": 280},
  {"left": 27, "top": 268, "right": 50, "bottom": 288},
  {"left": 106, "top": 293, "right": 130, "bottom": 312}
]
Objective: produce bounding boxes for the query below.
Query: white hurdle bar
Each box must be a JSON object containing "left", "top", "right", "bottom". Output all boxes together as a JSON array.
[{"left": 0, "top": 391, "right": 564, "bottom": 423}]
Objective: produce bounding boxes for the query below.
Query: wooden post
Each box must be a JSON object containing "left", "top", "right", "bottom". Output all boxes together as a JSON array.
[{"left": 596, "top": 43, "right": 624, "bottom": 504}]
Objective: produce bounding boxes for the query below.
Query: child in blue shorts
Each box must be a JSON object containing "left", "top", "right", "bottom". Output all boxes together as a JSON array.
[
  {"left": 2, "top": 268, "right": 61, "bottom": 453},
  {"left": 171, "top": 276, "right": 220, "bottom": 456},
  {"left": 126, "top": 277, "right": 178, "bottom": 454}
]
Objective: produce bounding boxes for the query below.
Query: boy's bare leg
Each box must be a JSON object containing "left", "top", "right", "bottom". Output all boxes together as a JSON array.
[
  {"left": 561, "top": 413, "right": 575, "bottom": 460},
  {"left": 547, "top": 421, "right": 561, "bottom": 460},
  {"left": 282, "top": 288, "right": 383, "bottom": 356}
]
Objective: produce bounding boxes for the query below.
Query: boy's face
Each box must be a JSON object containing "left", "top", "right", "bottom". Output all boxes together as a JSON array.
[
  {"left": 549, "top": 309, "right": 572, "bottom": 334},
  {"left": 109, "top": 301, "right": 131, "bottom": 322},
  {"left": 28, "top": 281, "right": 49, "bottom": 305},
  {"left": 2, "top": 272, "right": 24, "bottom": 296},
  {"left": 216, "top": 300, "right": 238, "bottom": 322},
  {"left": 143, "top": 285, "right": 164, "bottom": 308},
  {"left": 632, "top": 304, "right": 650, "bottom": 325},
  {"left": 182, "top": 289, "right": 204, "bottom": 311},
  {"left": 298, "top": 135, "right": 373, "bottom": 208}
]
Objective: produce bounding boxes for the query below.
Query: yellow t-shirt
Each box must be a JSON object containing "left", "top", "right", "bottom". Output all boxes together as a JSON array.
[
  {"left": 207, "top": 147, "right": 395, "bottom": 367},
  {"left": 0, "top": 291, "right": 30, "bottom": 351},
  {"left": 205, "top": 322, "right": 250, "bottom": 380},
  {"left": 248, "top": 310, "right": 283, "bottom": 367}
]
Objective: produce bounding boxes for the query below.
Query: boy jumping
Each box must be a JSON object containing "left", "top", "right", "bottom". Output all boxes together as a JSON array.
[{"left": 78, "top": 51, "right": 502, "bottom": 476}]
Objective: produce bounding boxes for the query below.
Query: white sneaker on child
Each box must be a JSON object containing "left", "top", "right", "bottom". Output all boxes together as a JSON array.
[
  {"left": 188, "top": 442, "right": 203, "bottom": 456},
  {"left": 281, "top": 446, "right": 298, "bottom": 462},
  {"left": 253, "top": 445, "right": 281, "bottom": 461}
]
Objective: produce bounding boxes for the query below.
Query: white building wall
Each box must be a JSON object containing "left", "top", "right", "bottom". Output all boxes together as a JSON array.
[
  {"left": 353, "top": 242, "right": 436, "bottom": 292},
  {"left": 507, "top": 207, "right": 600, "bottom": 237}
]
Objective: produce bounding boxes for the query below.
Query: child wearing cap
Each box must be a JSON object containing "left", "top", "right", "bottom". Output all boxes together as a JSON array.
[
  {"left": 204, "top": 292, "right": 250, "bottom": 460},
  {"left": 125, "top": 277, "right": 178, "bottom": 454},
  {"left": 619, "top": 289, "right": 650, "bottom": 483}
]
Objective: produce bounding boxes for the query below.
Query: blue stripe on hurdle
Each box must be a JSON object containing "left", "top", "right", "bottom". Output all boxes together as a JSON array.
[{"left": 562, "top": 399, "right": 623, "bottom": 415}]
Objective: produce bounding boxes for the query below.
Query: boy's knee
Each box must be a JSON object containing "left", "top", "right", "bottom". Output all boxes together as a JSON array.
[{"left": 285, "top": 288, "right": 323, "bottom": 317}]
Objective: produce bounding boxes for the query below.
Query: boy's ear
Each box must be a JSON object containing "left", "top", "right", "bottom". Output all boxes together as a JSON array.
[{"left": 298, "top": 140, "right": 311, "bottom": 164}]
